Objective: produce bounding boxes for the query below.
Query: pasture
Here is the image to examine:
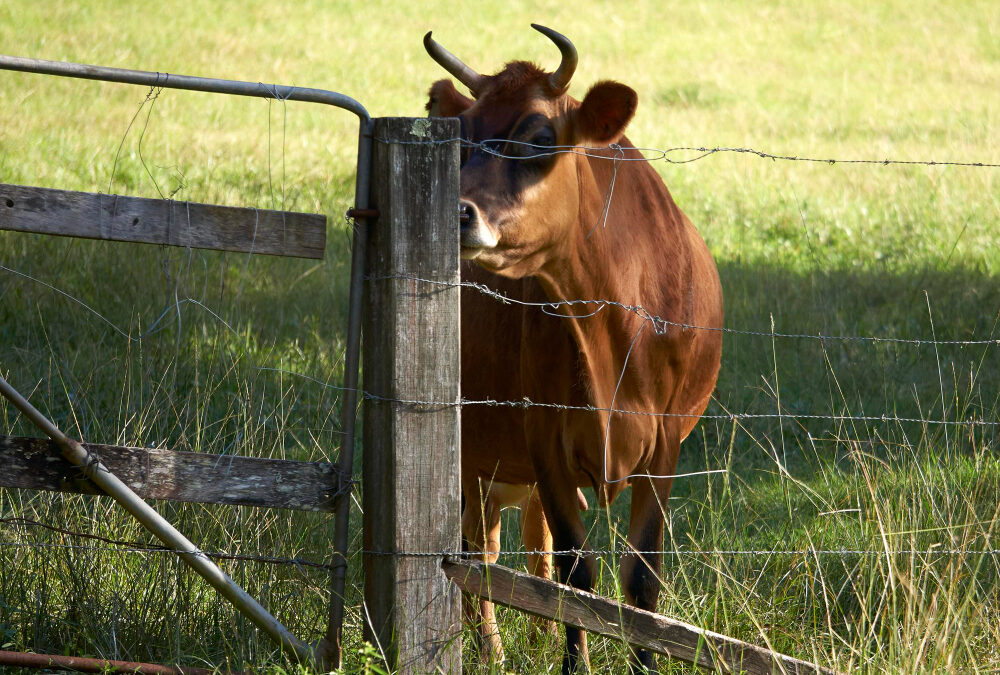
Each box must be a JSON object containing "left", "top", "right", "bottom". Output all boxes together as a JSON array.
[{"left": 1, "top": 1, "right": 999, "bottom": 673}]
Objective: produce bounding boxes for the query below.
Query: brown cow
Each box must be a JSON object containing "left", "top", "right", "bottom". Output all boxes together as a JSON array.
[{"left": 426, "top": 25, "right": 723, "bottom": 674}]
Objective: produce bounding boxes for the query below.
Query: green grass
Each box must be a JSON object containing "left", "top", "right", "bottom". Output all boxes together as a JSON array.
[{"left": 1, "top": 0, "right": 999, "bottom": 673}]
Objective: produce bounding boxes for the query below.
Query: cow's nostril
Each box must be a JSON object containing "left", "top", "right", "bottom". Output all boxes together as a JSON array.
[{"left": 459, "top": 202, "right": 474, "bottom": 231}]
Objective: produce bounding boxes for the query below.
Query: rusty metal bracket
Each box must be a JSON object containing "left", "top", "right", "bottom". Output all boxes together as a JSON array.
[{"left": 346, "top": 207, "right": 379, "bottom": 220}]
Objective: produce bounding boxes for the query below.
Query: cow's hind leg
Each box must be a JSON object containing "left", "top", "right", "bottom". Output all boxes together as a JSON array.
[
  {"left": 533, "top": 467, "right": 593, "bottom": 674},
  {"left": 521, "top": 485, "right": 557, "bottom": 641},
  {"left": 621, "top": 426, "right": 678, "bottom": 675}
]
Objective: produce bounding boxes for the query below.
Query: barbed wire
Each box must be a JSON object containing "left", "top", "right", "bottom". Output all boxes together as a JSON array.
[
  {"left": 376, "top": 136, "right": 1000, "bottom": 168},
  {"left": 0, "top": 517, "right": 341, "bottom": 571},
  {"left": 10, "top": 508, "right": 998, "bottom": 562},
  {"left": 369, "top": 547, "right": 1000, "bottom": 558},
  {"left": 5, "top": 124, "right": 999, "bottom": 599},
  {"left": 0, "top": 539, "right": 344, "bottom": 572},
  {"left": 374, "top": 273, "right": 1000, "bottom": 347},
  {"left": 363, "top": 391, "right": 1000, "bottom": 428},
  {"left": 5, "top": 495, "right": 997, "bottom": 586},
  {"left": 7, "top": 539, "right": 996, "bottom": 563},
  {"left": 182, "top": 367, "right": 998, "bottom": 430},
  {"left": 5, "top": 246, "right": 996, "bottom": 351}
]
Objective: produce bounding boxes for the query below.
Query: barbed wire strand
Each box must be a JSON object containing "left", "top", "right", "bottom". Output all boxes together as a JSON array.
[
  {"left": 5, "top": 540, "right": 998, "bottom": 562},
  {"left": 376, "top": 273, "right": 1000, "bottom": 347},
  {"left": 4, "top": 250, "right": 997, "bottom": 350},
  {"left": 5, "top": 514, "right": 998, "bottom": 561},
  {"left": 0, "top": 517, "right": 340, "bottom": 571},
  {"left": 365, "top": 547, "right": 1000, "bottom": 558},
  {"left": 11, "top": 516, "right": 1000, "bottom": 563},
  {"left": 375, "top": 136, "right": 1000, "bottom": 169},
  {"left": 250, "top": 368, "right": 999, "bottom": 429},
  {"left": 232, "top": 367, "right": 1000, "bottom": 428}
]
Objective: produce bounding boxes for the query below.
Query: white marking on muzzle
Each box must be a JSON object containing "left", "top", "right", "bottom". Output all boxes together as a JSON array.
[{"left": 460, "top": 201, "right": 499, "bottom": 254}]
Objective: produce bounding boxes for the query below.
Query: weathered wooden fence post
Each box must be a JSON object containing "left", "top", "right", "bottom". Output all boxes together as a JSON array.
[{"left": 363, "top": 117, "right": 462, "bottom": 673}]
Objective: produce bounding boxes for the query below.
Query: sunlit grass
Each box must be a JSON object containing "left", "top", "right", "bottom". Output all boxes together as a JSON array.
[{"left": 1, "top": 0, "right": 999, "bottom": 672}]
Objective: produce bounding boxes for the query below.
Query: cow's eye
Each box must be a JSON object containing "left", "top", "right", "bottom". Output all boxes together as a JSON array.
[
  {"left": 510, "top": 130, "right": 555, "bottom": 160},
  {"left": 531, "top": 131, "right": 555, "bottom": 149}
]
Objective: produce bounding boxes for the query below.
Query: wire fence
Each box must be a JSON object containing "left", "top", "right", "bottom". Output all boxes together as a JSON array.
[
  {"left": 353, "top": 135, "right": 1000, "bottom": 563},
  {"left": 358, "top": 274, "right": 999, "bottom": 433},
  {"left": 6, "top": 517, "right": 1000, "bottom": 563},
  {"left": 3, "top": 260, "right": 996, "bottom": 431},
  {"left": 2, "top": 137, "right": 999, "bottom": 600}
]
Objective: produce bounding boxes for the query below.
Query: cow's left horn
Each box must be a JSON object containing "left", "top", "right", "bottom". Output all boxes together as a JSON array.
[
  {"left": 531, "top": 24, "right": 578, "bottom": 94},
  {"left": 424, "top": 31, "right": 486, "bottom": 96}
]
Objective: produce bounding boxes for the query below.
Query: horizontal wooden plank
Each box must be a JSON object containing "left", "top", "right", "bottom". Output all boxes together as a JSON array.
[
  {"left": 0, "top": 436, "right": 348, "bottom": 512},
  {"left": 0, "top": 183, "right": 326, "bottom": 258},
  {"left": 443, "top": 559, "right": 839, "bottom": 675}
]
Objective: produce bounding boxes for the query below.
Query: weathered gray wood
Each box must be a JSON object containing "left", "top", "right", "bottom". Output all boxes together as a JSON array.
[
  {"left": 362, "top": 117, "right": 462, "bottom": 674},
  {"left": 0, "top": 183, "right": 326, "bottom": 258},
  {"left": 444, "top": 560, "right": 841, "bottom": 675},
  {"left": 0, "top": 436, "right": 346, "bottom": 512}
]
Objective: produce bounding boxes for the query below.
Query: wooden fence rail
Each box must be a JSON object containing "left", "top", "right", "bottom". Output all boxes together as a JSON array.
[
  {"left": 0, "top": 183, "right": 326, "bottom": 258},
  {"left": 0, "top": 436, "right": 348, "bottom": 512},
  {"left": 445, "top": 560, "right": 840, "bottom": 675}
]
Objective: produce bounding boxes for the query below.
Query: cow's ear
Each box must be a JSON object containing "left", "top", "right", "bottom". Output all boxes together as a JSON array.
[
  {"left": 573, "top": 81, "right": 637, "bottom": 144},
  {"left": 427, "top": 79, "right": 474, "bottom": 117}
]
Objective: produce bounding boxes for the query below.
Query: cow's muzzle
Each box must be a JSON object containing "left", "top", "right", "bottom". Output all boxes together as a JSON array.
[{"left": 459, "top": 200, "right": 498, "bottom": 259}]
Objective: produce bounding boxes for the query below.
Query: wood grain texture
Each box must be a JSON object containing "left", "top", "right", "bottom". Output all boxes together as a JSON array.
[
  {"left": 444, "top": 560, "right": 841, "bottom": 675},
  {"left": 0, "top": 436, "right": 346, "bottom": 512},
  {"left": 362, "top": 117, "right": 462, "bottom": 674},
  {"left": 0, "top": 183, "right": 325, "bottom": 258}
]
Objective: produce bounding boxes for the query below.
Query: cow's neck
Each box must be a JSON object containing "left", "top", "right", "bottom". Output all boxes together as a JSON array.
[{"left": 535, "top": 139, "right": 692, "bottom": 412}]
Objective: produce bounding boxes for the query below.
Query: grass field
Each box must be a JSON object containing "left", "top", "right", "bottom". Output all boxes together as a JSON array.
[{"left": 1, "top": 1, "right": 999, "bottom": 673}]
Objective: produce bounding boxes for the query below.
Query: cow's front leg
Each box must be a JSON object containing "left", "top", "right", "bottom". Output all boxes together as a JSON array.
[
  {"left": 532, "top": 459, "right": 593, "bottom": 674},
  {"left": 621, "top": 425, "right": 678, "bottom": 675}
]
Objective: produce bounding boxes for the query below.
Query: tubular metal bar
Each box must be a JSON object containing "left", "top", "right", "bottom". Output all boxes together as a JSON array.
[
  {"left": 323, "top": 116, "right": 374, "bottom": 670},
  {"left": 0, "top": 649, "right": 240, "bottom": 675},
  {"left": 0, "top": 375, "right": 314, "bottom": 664},
  {"left": 0, "top": 54, "right": 369, "bottom": 121}
]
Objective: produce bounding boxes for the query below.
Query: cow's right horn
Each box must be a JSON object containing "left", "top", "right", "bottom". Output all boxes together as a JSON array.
[
  {"left": 531, "top": 24, "right": 578, "bottom": 94},
  {"left": 424, "top": 32, "right": 486, "bottom": 96}
]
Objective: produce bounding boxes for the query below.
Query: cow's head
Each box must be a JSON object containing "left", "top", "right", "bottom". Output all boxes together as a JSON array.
[{"left": 425, "top": 25, "right": 637, "bottom": 277}]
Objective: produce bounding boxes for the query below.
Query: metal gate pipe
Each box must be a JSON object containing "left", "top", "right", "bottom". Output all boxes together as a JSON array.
[
  {"left": 322, "top": 115, "right": 373, "bottom": 670},
  {"left": 0, "top": 375, "right": 314, "bottom": 664},
  {"left": 0, "top": 649, "right": 242, "bottom": 675},
  {"left": 0, "top": 54, "right": 369, "bottom": 122}
]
